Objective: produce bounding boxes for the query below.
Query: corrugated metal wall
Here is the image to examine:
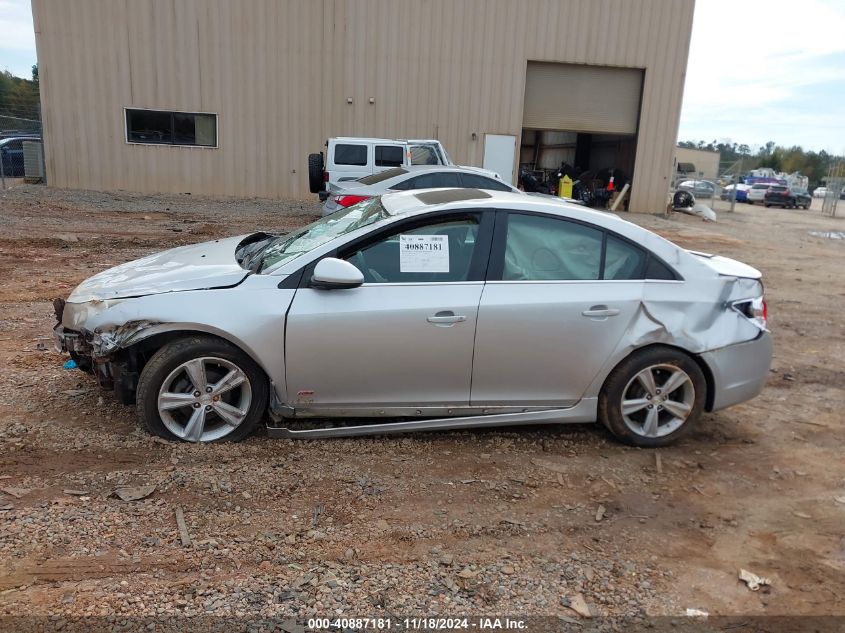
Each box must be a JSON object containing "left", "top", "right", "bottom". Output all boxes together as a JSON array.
[{"left": 32, "top": 0, "right": 695, "bottom": 213}]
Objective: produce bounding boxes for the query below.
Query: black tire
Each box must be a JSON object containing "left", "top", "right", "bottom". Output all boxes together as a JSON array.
[
  {"left": 308, "top": 153, "right": 324, "bottom": 194},
  {"left": 137, "top": 335, "right": 268, "bottom": 443},
  {"left": 765, "top": 203, "right": 771, "bottom": 208},
  {"left": 598, "top": 346, "right": 706, "bottom": 448}
]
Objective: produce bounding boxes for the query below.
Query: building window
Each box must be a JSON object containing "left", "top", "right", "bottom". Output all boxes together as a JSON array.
[{"left": 125, "top": 108, "right": 217, "bottom": 147}]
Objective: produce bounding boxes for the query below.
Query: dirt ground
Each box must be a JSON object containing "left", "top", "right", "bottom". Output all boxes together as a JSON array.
[{"left": 0, "top": 185, "right": 843, "bottom": 622}]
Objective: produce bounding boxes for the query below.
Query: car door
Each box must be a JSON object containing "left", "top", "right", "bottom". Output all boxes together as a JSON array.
[
  {"left": 471, "top": 211, "right": 648, "bottom": 407},
  {"left": 284, "top": 210, "right": 494, "bottom": 411}
]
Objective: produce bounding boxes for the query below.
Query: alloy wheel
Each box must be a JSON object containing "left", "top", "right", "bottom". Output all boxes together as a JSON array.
[
  {"left": 157, "top": 356, "right": 252, "bottom": 442},
  {"left": 620, "top": 364, "right": 695, "bottom": 438}
]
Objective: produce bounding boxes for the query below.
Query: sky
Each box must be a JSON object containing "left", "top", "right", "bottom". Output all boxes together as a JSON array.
[{"left": 1, "top": 0, "right": 844, "bottom": 153}]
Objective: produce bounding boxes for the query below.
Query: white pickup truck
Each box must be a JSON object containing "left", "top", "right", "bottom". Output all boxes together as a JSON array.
[{"left": 308, "top": 137, "right": 454, "bottom": 201}]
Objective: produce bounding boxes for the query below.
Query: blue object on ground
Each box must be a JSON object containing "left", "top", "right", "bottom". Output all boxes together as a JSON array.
[{"left": 63, "top": 359, "right": 78, "bottom": 370}]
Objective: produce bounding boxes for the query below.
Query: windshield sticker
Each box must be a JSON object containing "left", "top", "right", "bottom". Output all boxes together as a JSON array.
[{"left": 399, "top": 235, "right": 449, "bottom": 273}]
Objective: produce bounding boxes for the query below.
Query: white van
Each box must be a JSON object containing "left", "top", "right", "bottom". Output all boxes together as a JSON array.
[{"left": 308, "top": 137, "right": 454, "bottom": 200}]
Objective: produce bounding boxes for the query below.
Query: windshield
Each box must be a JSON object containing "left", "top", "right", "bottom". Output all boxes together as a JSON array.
[{"left": 258, "top": 197, "right": 389, "bottom": 272}]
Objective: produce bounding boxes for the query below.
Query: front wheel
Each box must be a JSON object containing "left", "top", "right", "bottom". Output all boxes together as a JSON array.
[
  {"left": 598, "top": 347, "right": 706, "bottom": 447},
  {"left": 137, "top": 336, "right": 269, "bottom": 442}
]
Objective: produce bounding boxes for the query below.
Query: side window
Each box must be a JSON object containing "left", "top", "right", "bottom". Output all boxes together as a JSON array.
[
  {"left": 344, "top": 216, "right": 480, "bottom": 283},
  {"left": 502, "top": 214, "right": 602, "bottom": 281},
  {"left": 375, "top": 145, "right": 404, "bottom": 167},
  {"left": 409, "top": 145, "right": 439, "bottom": 165},
  {"left": 334, "top": 144, "right": 367, "bottom": 166},
  {"left": 397, "top": 172, "right": 462, "bottom": 190},
  {"left": 459, "top": 173, "right": 512, "bottom": 192},
  {"left": 644, "top": 256, "right": 677, "bottom": 280},
  {"left": 604, "top": 234, "right": 646, "bottom": 280}
]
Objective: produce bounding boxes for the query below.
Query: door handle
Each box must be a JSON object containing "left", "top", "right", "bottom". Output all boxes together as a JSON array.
[
  {"left": 581, "top": 305, "right": 621, "bottom": 318},
  {"left": 427, "top": 310, "right": 467, "bottom": 325}
]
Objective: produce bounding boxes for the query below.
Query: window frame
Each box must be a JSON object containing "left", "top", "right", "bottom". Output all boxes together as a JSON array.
[
  {"left": 286, "top": 209, "right": 497, "bottom": 288},
  {"left": 392, "top": 171, "right": 464, "bottom": 191},
  {"left": 124, "top": 107, "right": 218, "bottom": 148},
  {"left": 486, "top": 210, "right": 682, "bottom": 282},
  {"left": 458, "top": 173, "right": 514, "bottom": 192},
  {"left": 333, "top": 143, "right": 368, "bottom": 166},
  {"left": 374, "top": 144, "right": 405, "bottom": 168}
]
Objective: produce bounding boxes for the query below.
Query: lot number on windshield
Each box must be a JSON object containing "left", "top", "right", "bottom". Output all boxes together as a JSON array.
[{"left": 399, "top": 235, "right": 450, "bottom": 273}]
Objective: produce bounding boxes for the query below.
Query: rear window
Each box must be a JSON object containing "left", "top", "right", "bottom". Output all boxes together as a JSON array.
[
  {"left": 358, "top": 168, "right": 408, "bottom": 185},
  {"left": 375, "top": 145, "right": 404, "bottom": 167},
  {"left": 459, "top": 173, "right": 513, "bottom": 192},
  {"left": 334, "top": 144, "right": 367, "bottom": 166},
  {"left": 752, "top": 184, "right": 770, "bottom": 190},
  {"left": 770, "top": 186, "right": 788, "bottom": 192}
]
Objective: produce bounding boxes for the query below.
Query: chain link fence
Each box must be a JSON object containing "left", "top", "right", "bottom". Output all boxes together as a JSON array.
[
  {"left": 671, "top": 156, "right": 836, "bottom": 220},
  {"left": 0, "top": 110, "right": 44, "bottom": 189}
]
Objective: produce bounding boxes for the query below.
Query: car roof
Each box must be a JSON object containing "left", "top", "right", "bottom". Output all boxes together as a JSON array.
[
  {"left": 397, "top": 164, "right": 498, "bottom": 175},
  {"left": 382, "top": 188, "right": 613, "bottom": 222},
  {"left": 0, "top": 136, "right": 39, "bottom": 143},
  {"left": 331, "top": 137, "right": 440, "bottom": 144}
]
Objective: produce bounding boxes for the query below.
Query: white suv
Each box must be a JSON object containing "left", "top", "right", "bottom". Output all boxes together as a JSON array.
[
  {"left": 308, "top": 137, "right": 454, "bottom": 200},
  {"left": 746, "top": 183, "right": 773, "bottom": 205}
]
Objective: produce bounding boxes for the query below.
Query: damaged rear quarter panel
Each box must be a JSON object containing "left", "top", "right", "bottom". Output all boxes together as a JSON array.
[{"left": 582, "top": 258, "right": 766, "bottom": 399}]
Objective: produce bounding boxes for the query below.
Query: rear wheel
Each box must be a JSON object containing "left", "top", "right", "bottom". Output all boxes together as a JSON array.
[
  {"left": 599, "top": 347, "right": 706, "bottom": 447},
  {"left": 308, "top": 153, "right": 324, "bottom": 194},
  {"left": 137, "top": 336, "right": 268, "bottom": 443}
]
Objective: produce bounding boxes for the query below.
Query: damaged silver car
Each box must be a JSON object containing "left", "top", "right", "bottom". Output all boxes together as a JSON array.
[{"left": 54, "top": 189, "right": 772, "bottom": 446}]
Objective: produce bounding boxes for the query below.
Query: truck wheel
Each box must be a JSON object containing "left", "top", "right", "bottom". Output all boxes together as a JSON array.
[
  {"left": 308, "top": 153, "right": 324, "bottom": 194},
  {"left": 137, "top": 336, "right": 268, "bottom": 443}
]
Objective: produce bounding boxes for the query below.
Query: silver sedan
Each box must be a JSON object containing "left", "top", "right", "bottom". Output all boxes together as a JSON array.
[
  {"left": 54, "top": 189, "right": 772, "bottom": 447},
  {"left": 321, "top": 165, "right": 519, "bottom": 215}
]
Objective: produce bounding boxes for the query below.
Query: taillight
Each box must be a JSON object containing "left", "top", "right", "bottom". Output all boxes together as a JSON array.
[
  {"left": 334, "top": 194, "right": 371, "bottom": 208},
  {"left": 733, "top": 296, "right": 767, "bottom": 330},
  {"left": 323, "top": 171, "right": 329, "bottom": 182}
]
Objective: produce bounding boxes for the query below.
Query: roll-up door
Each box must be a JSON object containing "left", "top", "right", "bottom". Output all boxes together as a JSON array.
[{"left": 523, "top": 62, "right": 644, "bottom": 134}]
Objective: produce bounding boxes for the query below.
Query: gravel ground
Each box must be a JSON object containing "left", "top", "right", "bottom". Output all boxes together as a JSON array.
[{"left": 0, "top": 185, "right": 843, "bottom": 626}]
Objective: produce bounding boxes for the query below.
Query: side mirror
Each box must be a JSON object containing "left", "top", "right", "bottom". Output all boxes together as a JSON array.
[{"left": 310, "top": 257, "right": 364, "bottom": 289}]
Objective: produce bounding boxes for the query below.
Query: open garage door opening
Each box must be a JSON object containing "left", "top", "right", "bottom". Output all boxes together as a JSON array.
[{"left": 519, "top": 62, "right": 643, "bottom": 210}]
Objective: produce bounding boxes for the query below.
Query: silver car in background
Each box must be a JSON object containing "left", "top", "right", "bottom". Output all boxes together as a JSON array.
[
  {"left": 54, "top": 189, "right": 772, "bottom": 447},
  {"left": 321, "top": 165, "right": 519, "bottom": 215}
]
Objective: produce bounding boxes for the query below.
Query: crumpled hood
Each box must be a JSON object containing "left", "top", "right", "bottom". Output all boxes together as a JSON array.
[{"left": 67, "top": 234, "right": 253, "bottom": 302}]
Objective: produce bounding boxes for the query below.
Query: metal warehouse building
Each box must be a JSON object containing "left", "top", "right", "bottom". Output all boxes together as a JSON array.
[{"left": 32, "top": 0, "right": 694, "bottom": 213}]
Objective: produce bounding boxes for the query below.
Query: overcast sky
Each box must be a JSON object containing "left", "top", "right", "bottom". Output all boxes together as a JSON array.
[{"left": 1, "top": 0, "right": 843, "bottom": 153}]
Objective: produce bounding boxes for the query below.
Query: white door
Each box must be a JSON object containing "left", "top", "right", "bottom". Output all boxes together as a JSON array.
[{"left": 482, "top": 134, "right": 517, "bottom": 184}]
